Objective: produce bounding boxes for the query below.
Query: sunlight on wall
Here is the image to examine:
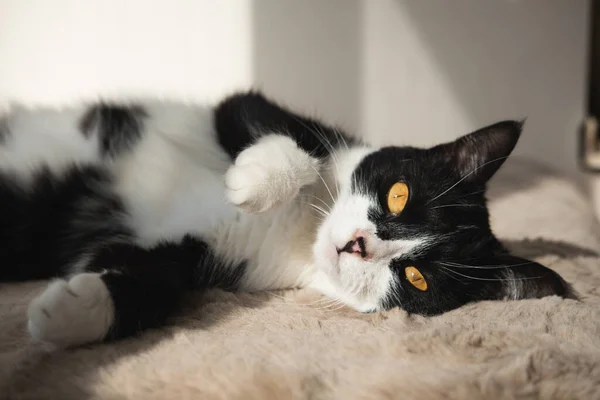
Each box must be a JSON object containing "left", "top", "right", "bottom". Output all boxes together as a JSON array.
[{"left": 0, "top": 0, "right": 253, "bottom": 105}]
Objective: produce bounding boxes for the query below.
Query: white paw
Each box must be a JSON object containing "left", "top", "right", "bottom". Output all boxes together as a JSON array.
[
  {"left": 27, "top": 273, "right": 115, "bottom": 348},
  {"left": 225, "top": 135, "right": 319, "bottom": 213}
]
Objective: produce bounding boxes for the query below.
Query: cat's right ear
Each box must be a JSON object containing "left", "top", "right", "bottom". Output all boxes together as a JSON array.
[{"left": 431, "top": 120, "right": 524, "bottom": 185}]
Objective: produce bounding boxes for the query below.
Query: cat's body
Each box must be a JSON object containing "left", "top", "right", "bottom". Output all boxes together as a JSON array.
[
  {"left": 1, "top": 100, "right": 320, "bottom": 291},
  {"left": 0, "top": 91, "right": 575, "bottom": 348}
]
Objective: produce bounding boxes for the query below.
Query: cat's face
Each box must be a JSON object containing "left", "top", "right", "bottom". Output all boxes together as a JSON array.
[{"left": 313, "top": 121, "right": 575, "bottom": 314}]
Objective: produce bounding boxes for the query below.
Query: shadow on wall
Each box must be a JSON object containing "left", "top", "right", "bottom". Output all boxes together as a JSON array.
[
  {"left": 251, "top": 0, "right": 363, "bottom": 135},
  {"left": 251, "top": 0, "right": 587, "bottom": 174},
  {"left": 384, "top": 0, "right": 588, "bottom": 172},
  {"left": 401, "top": 0, "right": 587, "bottom": 172}
]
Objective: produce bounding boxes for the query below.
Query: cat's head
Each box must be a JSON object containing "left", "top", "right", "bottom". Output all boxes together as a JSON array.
[{"left": 313, "top": 121, "right": 575, "bottom": 314}]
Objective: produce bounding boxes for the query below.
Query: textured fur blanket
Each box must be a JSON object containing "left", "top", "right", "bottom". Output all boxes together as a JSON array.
[{"left": 1, "top": 158, "right": 600, "bottom": 400}]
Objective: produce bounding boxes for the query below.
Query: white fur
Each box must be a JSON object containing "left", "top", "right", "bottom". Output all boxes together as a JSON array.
[
  {"left": 27, "top": 273, "right": 114, "bottom": 348},
  {"left": 214, "top": 135, "right": 323, "bottom": 290},
  {"left": 502, "top": 269, "right": 524, "bottom": 300},
  {"left": 111, "top": 102, "right": 234, "bottom": 247},
  {"left": 225, "top": 135, "right": 319, "bottom": 213}
]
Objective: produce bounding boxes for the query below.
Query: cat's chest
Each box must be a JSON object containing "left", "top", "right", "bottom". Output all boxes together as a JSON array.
[{"left": 208, "top": 198, "right": 321, "bottom": 291}]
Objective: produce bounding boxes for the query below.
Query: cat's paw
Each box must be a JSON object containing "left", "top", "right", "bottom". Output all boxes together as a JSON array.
[
  {"left": 225, "top": 135, "right": 319, "bottom": 213},
  {"left": 27, "top": 273, "right": 114, "bottom": 348}
]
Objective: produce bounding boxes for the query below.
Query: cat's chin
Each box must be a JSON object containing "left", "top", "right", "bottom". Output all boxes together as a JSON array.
[
  {"left": 308, "top": 269, "right": 381, "bottom": 314},
  {"left": 312, "top": 241, "right": 383, "bottom": 313}
]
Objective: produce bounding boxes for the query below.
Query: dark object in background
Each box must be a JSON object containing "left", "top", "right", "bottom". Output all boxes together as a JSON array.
[{"left": 580, "top": 2, "right": 600, "bottom": 171}]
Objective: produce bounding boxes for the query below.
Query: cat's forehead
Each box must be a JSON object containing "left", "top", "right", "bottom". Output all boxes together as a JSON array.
[
  {"left": 350, "top": 146, "right": 451, "bottom": 194},
  {"left": 352, "top": 146, "right": 435, "bottom": 177}
]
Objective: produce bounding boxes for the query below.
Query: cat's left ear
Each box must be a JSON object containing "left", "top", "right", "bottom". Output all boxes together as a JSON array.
[
  {"left": 484, "top": 254, "right": 577, "bottom": 301},
  {"left": 432, "top": 120, "right": 524, "bottom": 185}
]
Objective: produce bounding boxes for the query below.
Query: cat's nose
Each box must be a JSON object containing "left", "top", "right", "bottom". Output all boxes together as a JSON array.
[{"left": 337, "top": 236, "right": 367, "bottom": 258}]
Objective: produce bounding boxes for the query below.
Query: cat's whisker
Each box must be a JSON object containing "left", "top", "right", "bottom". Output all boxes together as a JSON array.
[
  {"left": 329, "top": 157, "right": 341, "bottom": 198},
  {"left": 426, "top": 155, "right": 510, "bottom": 205},
  {"left": 265, "top": 291, "right": 336, "bottom": 307},
  {"left": 309, "top": 164, "right": 337, "bottom": 204},
  {"left": 315, "top": 124, "right": 344, "bottom": 197},
  {"left": 454, "top": 189, "right": 486, "bottom": 200},
  {"left": 308, "top": 201, "right": 330, "bottom": 214},
  {"left": 430, "top": 204, "right": 485, "bottom": 210},
  {"left": 333, "top": 126, "right": 350, "bottom": 152},
  {"left": 326, "top": 302, "right": 350, "bottom": 312},
  {"left": 238, "top": 293, "right": 338, "bottom": 311},
  {"left": 309, "top": 203, "right": 330, "bottom": 218},
  {"left": 289, "top": 115, "right": 343, "bottom": 198},
  {"left": 301, "top": 193, "right": 332, "bottom": 213},
  {"left": 438, "top": 268, "right": 462, "bottom": 282},
  {"left": 289, "top": 115, "right": 337, "bottom": 159},
  {"left": 438, "top": 261, "right": 507, "bottom": 270},
  {"left": 315, "top": 298, "right": 344, "bottom": 309},
  {"left": 311, "top": 121, "right": 340, "bottom": 160},
  {"left": 310, "top": 297, "right": 348, "bottom": 312},
  {"left": 439, "top": 260, "right": 537, "bottom": 270},
  {"left": 313, "top": 294, "right": 350, "bottom": 312},
  {"left": 439, "top": 266, "right": 542, "bottom": 281}
]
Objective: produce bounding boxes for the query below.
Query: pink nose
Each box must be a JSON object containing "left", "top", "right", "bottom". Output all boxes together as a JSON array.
[
  {"left": 350, "top": 240, "right": 364, "bottom": 254},
  {"left": 337, "top": 235, "right": 368, "bottom": 258}
]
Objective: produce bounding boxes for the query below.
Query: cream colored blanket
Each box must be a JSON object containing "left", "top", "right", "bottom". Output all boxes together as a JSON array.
[{"left": 1, "top": 159, "right": 600, "bottom": 400}]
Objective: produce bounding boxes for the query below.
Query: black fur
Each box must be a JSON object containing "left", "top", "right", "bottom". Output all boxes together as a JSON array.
[
  {"left": 79, "top": 104, "right": 147, "bottom": 157},
  {"left": 0, "top": 166, "right": 130, "bottom": 281},
  {"left": 88, "top": 237, "right": 246, "bottom": 339},
  {"left": 381, "top": 253, "right": 576, "bottom": 316},
  {"left": 215, "top": 91, "right": 358, "bottom": 159}
]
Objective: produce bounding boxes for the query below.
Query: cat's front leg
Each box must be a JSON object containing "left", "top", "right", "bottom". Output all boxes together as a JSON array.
[{"left": 225, "top": 134, "right": 320, "bottom": 213}]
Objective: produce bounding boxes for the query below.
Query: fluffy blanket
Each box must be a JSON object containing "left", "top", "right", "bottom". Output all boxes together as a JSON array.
[{"left": 1, "top": 158, "right": 600, "bottom": 400}]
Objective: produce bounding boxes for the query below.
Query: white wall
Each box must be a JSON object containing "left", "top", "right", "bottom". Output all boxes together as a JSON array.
[
  {"left": 0, "top": 0, "right": 253, "bottom": 105},
  {"left": 0, "top": 0, "right": 590, "bottom": 174}
]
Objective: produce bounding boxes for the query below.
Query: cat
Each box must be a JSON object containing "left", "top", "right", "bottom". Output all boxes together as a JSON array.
[{"left": 0, "top": 91, "right": 575, "bottom": 348}]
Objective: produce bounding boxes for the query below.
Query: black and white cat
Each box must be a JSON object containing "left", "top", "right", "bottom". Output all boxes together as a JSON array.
[{"left": 0, "top": 91, "right": 574, "bottom": 348}]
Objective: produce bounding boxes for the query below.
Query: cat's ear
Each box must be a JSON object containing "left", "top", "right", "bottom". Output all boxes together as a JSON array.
[
  {"left": 484, "top": 254, "right": 577, "bottom": 301},
  {"left": 431, "top": 120, "right": 524, "bottom": 185}
]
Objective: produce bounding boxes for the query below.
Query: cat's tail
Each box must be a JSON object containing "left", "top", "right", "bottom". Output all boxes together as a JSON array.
[{"left": 0, "top": 165, "right": 130, "bottom": 282}]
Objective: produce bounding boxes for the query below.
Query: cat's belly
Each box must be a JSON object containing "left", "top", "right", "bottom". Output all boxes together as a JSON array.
[
  {"left": 208, "top": 201, "right": 319, "bottom": 292},
  {"left": 112, "top": 123, "right": 236, "bottom": 246}
]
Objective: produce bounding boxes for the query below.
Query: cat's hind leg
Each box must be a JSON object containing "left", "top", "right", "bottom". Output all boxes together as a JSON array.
[
  {"left": 27, "top": 236, "right": 244, "bottom": 348},
  {"left": 27, "top": 272, "right": 115, "bottom": 347}
]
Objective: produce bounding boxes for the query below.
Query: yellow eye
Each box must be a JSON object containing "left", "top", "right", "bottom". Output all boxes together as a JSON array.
[
  {"left": 405, "top": 266, "right": 428, "bottom": 291},
  {"left": 387, "top": 182, "right": 409, "bottom": 214}
]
